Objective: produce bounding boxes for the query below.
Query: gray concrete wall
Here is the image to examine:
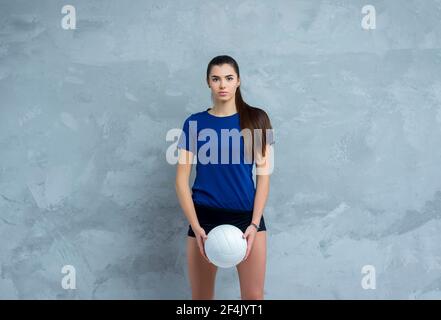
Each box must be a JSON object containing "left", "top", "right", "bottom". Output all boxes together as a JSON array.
[{"left": 1, "top": 0, "right": 441, "bottom": 299}]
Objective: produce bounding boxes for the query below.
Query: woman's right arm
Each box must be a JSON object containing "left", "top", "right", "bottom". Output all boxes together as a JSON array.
[
  {"left": 175, "top": 148, "right": 200, "bottom": 230},
  {"left": 175, "top": 148, "right": 210, "bottom": 262}
]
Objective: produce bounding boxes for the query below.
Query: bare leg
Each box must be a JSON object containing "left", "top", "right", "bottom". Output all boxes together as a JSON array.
[
  {"left": 236, "top": 231, "right": 267, "bottom": 300},
  {"left": 187, "top": 236, "right": 218, "bottom": 299}
]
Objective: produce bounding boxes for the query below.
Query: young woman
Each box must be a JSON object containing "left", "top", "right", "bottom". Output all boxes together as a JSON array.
[{"left": 175, "top": 55, "right": 274, "bottom": 300}]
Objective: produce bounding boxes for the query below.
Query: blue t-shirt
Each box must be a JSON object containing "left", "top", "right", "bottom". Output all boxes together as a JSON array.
[{"left": 177, "top": 108, "right": 274, "bottom": 211}]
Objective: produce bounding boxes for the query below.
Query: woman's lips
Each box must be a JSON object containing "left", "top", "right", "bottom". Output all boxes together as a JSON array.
[{"left": 219, "top": 92, "right": 228, "bottom": 95}]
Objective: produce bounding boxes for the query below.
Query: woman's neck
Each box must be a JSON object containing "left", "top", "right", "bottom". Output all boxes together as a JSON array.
[{"left": 209, "top": 101, "right": 237, "bottom": 116}]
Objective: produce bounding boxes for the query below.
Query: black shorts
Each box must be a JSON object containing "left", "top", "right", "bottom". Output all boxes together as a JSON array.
[{"left": 187, "top": 202, "right": 267, "bottom": 237}]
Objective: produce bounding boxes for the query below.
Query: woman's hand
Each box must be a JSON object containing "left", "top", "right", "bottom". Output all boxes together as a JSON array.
[
  {"left": 193, "top": 226, "right": 211, "bottom": 263},
  {"left": 242, "top": 225, "right": 258, "bottom": 261}
]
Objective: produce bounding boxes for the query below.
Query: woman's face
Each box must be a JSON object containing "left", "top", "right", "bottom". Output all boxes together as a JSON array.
[{"left": 207, "top": 64, "right": 241, "bottom": 101}]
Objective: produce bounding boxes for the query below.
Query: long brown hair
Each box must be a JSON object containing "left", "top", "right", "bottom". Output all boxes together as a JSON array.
[{"left": 206, "top": 55, "right": 273, "bottom": 163}]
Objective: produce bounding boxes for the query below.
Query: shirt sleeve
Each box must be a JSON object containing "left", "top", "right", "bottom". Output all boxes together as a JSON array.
[{"left": 177, "top": 115, "right": 197, "bottom": 154}]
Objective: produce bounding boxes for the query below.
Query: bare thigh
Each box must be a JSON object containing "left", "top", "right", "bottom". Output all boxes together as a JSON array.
[
  {"left": 236, "top": 231, "right": 267, "bottom": 300},
  {"left": 187, "top": 236, "right": 218, "bottom": 299}
]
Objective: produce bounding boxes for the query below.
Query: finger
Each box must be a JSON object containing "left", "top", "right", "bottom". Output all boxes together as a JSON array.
[
  {"left": 196, "top": 237, "right": 205, "bottom": 256},
  {"left": 244, "top": 241, "right": 254, "bottom": 260},
  {"left": 200, "top": 247, "right": 210, "bottom": 263},
  {"left": 196, "top": 236, "right": 202, "bottom": 249},
  {"left": 201, "top": 244, "right": 210, "bottom": 262},
  {"left": 200, "top": 232, "right": 210, "bottom": 262},
  {"left": 200, "top": 237, "right": 211, "bottom": 263},
  {"left": 244, "top": 242, "right": 250, "bottom": 259},
  {"left": 244, "top": 248, "right": 250, "bottom": 261},
  {"left": 199, "top": 231, "right": 207, "bottom": 244}
]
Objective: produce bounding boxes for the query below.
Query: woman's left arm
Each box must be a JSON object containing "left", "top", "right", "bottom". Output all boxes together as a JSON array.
[
  {"left": 251, "top": 143, "right": 273, "bottom": 226},
  {"left": 242, "top": 144, "right": 273, "bottom": 260}
]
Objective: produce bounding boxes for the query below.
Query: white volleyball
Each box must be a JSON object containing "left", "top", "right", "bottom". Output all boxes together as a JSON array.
[{"left": 204, "top": 224, "right": 247, "bottom": 268}]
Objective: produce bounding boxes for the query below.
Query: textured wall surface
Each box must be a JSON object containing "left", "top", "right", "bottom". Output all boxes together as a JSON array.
[{"left": 1, "top": 0, "right": 441, "bottom": 299}]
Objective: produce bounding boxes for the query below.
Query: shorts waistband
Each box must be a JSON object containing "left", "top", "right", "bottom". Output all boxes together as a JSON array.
[{"left": 193, "top": 202, "right": 253, "bottom": 215}]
